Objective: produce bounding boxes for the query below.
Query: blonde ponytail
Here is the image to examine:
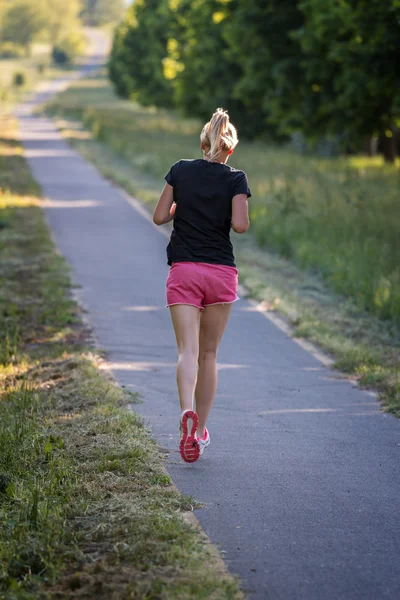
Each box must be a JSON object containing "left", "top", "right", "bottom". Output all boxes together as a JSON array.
[{"left": 200, "top": 108, "right": 238, "bottom": 162}]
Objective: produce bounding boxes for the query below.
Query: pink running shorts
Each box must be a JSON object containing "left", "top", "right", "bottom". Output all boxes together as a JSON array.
[{"left": 166, "top": 262, "right": 239, "bottom": 311}]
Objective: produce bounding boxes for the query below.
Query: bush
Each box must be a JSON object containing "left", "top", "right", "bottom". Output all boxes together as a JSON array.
[
  {"left": 52, "top": 31, "right": 85, "bottom": 65},
  {"left": 52, "top": 46, "right": 69, "bottom": 65},
  {"left": 13, "top": 72, "right": 26, "bottom": 87},
  {"left": 0, "top": 42, "right": 25, "bottom": 59}
]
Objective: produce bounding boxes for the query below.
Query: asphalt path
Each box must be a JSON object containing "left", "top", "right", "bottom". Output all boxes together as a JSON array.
[{"left": 15, "top": 32, "right": 400, "bottom": 599}]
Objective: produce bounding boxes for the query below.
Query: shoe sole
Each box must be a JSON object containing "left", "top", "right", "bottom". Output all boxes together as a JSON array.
[{"left": 180, "top": 410, "right": 200, "bottom": 463}]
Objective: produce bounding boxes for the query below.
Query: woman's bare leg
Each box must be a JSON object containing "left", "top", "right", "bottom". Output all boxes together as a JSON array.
[
  {"left": 169, "top": 305, "right": 200, "bottom": 412},
  {"left": 195, "top": 304, "right": 232, "bottom": 437}
]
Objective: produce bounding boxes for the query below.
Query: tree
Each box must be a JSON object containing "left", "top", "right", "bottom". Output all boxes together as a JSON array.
[
  {"left": 52, "top": 30, "right": 86, "bottom": 64},
  {"left": 108, "top": 0, "right": 173, "bottom": 107},
  {"left": 43, "top": 0, "right": 83, "bottom": 45},
  {"left": 108, "top": 0, "right": 400, "bottom": 159},
  {"left": 108, "top": 21, "right": 134, "bottom": 98},
  {"left": 0, "top": 0, "right": 84, "bottom": 59},
  {"left": 267, "top": 0, "right": 400, "bottom": 161},
  {"left": 0, "top": 0, "right": 46, "bottom": 50},
  {"left": 0, "top": 0, "right": 10, "bottom": 28},
  {"left": 164, "top": 0, "right": 244, "bottom": 127},
  {"left": 223, "top": 0, "right": 303, "bottom": 139}
]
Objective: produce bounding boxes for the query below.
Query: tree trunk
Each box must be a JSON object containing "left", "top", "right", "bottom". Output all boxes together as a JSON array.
[
  {"left": 364, "top": 136, "right": 378, "bottom": 156},
  {"left": 380, "top": 129, "right": 397, "bottom": 163}
]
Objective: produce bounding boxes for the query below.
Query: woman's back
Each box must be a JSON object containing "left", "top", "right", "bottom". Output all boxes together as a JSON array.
[{"left": 165, "top": 158, "right": 250, "bottom": 267}]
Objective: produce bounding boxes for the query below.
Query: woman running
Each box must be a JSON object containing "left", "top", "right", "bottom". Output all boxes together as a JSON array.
[{"left": 153, "top": 108, "right": 251, "bottom": 463}]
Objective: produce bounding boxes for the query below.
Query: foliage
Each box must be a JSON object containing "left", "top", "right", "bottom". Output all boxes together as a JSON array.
[
  {"left": 164, "top": 0, "right": 245, "bottom": 130},
  {"left": 52, "top": 31, "right": 85, "bottom": 65},
  {"left": 109, "top": 0, "right": 400, "bottom": 160},
  {"left": 223, "top": 0, "right": 303, "bottom": 139},
  {"left": 0, "top": 0, "right": 46, "bottom": 49},
  {"left": 108, "top": 21, "right": 134, "bottom": 98},
  {"left": 0, "top": 41, "right": 25, "bottom": 59},
  {"left": 0, "top": 0, "right": 84, "bottom": 63},
  {"left": 13, "top": 71, "right": 26, "bottom": 87},
  {"left": 43, "top": 0, "right": 83, "bottom": 45},
  {"left": 51, "top": 46, "right": 69, "bottom": 65},
  {"left": 108, "top": 0, "right": 173, "bottom": 107},
  {"left": 269, "top": 0, "right": 400, "bottom": 160}
]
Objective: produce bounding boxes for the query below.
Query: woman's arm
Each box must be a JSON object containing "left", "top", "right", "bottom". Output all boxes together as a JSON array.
[
  {"left": 153, "top": 183, "right": 175, "bottom": 225},
  {"left": 232, "top": 193, "right": 250, "bottom": 233}
]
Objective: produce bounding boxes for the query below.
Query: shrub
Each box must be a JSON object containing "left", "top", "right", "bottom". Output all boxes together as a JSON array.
[
  {"left": 52, "top": 31, "right": 85, "bottom": 65},
  {"left": 0, "top": 42, "right": 25, "bottom": 58},
  {"left": 13, "top": 72, "right": 26, "bottom": 87},
  {"left": 52, "top": 46, "right": 69, "bottom": 65}
]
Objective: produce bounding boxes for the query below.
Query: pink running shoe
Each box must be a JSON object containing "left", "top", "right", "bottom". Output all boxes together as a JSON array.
[
  {"left": 180, "top": 410, "right": 200, "bottom": 463},
  {"left": 197, "top": 428, "right": 210, "bottom": 455}
]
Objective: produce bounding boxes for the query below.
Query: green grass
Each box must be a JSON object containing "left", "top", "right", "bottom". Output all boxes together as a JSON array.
[
  {"left": 0, "top": 121, "right": 243, "bottom": 598},
  {"left": 43, "top": 72, "right": 400, "bottom": 416},
  {"left": 45, "top": 72, "right": 400, "bottom": 327},
  {"left": 0, "top": 41, "right": 85, "bottom": 117},
  {"left": 0, "top": 44, "right": 49, "bottom": 109}
]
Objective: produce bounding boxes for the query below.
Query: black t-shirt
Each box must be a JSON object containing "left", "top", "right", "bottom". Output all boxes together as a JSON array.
[{"left": 164, "top": 159, "right": 251, "bottom": 267}]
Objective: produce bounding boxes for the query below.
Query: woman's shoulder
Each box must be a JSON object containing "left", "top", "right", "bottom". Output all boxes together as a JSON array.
[
  {"left": 168, "top": 158, "right": 202, "bottom": 172},
  {"left": 167, "top": 159, "right": 248, "bottom": 179},
  {"left": 171, "top": 158, "right": 202, "bottom": 166},
  {"left": 223, "top": 164, "right": 248, "bottom": 177},
  {"left": 165, "top": 159, "right": 202, "bottom": 186}
]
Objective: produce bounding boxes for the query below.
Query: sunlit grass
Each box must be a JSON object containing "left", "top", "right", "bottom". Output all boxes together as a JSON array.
[
  {"left": 346, "top": 154, "right": 400, "bottom": 171},
  {"left": 0, "top": 54, "right": 46, "bottom": 111},
  {"left": 0, "top": 42, "right": 81, "bottom": 115}
]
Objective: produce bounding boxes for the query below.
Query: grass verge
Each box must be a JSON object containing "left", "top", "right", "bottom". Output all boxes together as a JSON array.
[
  {"left": 43, "top": 73, "right": 400, "bottom": 417},
  {"left": 0, "top": 120, "right": 243, "bottom": 598},
  {"left": 0, "top": 48, "right": 78, "bottom": 113}
]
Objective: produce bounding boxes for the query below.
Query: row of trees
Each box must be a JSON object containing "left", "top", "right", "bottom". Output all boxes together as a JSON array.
[
  {"left": 109, "top": 0, "right": 400, "bottom": 161},
  {"left": 0, "top": 0, "right": 125, "bottom": 62},
  {"left": 0, "top": 0, "right": 84, "bottom": 61}
]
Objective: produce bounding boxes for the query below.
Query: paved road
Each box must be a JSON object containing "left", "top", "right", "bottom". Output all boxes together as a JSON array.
[{"left": 16, "top": 34, "right": 400, "bottom": 600}]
